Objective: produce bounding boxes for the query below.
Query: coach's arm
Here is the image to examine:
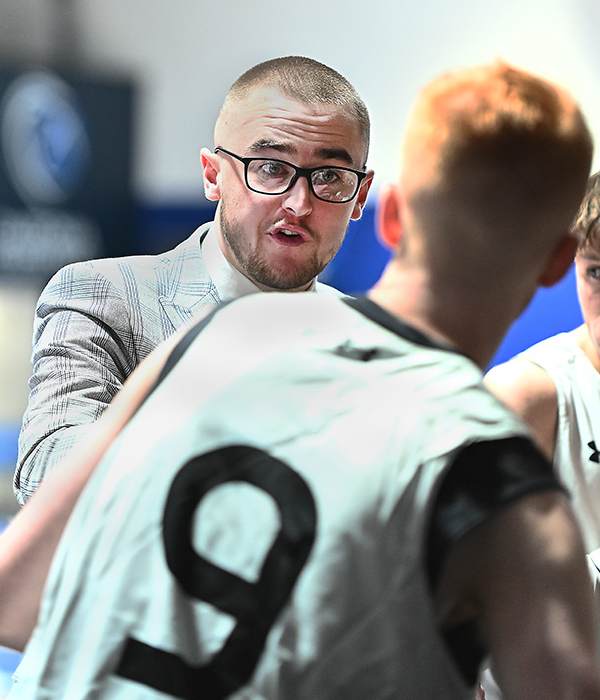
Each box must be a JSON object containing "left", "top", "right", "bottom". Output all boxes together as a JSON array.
[{"left": 14, "top": 263, "right": 135, "bottom": 505}]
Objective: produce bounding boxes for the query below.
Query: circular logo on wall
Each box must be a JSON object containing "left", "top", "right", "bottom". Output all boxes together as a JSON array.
[{"left": 0, "top": 70, "right": 91, "bottom": 206}]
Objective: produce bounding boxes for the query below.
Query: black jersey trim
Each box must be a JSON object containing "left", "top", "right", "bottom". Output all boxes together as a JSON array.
[
  {"left": 426, "top": 435, "right": 564, "bottom": 686},
  {"left": 157, "top": 304, "right": 230, "bottom": 387},
  {"left": 427, "top": 435, "right": 564, "bottom": 585},
  {"left": 343, "top": 296, "right": 463, "bottom": 356},
  {"left": 137, "top": 300, "right": 233, "bottom": 414},
  {"left": 199, "top": 228, "right": 210, "bottom": 246},
  {"left": 442, "top": 620, "right": 485, "bottom": 690}
]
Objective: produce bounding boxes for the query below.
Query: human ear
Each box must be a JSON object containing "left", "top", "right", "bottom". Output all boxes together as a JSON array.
[
  {"left": 200, "top": 148, "right": 221, "bottom": 201},
  {"left": 538, "top": 234, "right": 578, "bottom": 287},
  {"left": 377, "top": 184, "right": 403, "bottom": 250},
  {"left": 350, "top": 170, "right": 375, "bottom": 221}
]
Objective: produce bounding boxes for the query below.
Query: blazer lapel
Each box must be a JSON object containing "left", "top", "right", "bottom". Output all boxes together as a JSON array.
[{"left": 158, "top": 222, "right": 221, "bottom": 332}]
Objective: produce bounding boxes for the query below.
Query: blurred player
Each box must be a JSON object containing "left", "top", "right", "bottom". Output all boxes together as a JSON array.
[
  {"left": 486, "top": 172, "right": 600, "bottom": 552},
  {"left": 1, "top": 62, "right": 599, "bottom": 699},
  {"left": 482, "top": 171, "right": 600, "bottom": 700}
]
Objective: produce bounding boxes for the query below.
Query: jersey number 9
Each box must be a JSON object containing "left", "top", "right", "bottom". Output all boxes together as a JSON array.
[{"left": 115, "top": 444, "right": 317, "bottom": 699}]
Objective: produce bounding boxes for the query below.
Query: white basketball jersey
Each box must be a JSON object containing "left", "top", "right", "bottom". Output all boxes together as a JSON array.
[
  {"left": 12, "top": 294, "right": 535, "bottom": 700},
  {"left": 521, "top": 331, "right": 600, "bottom": 550}
]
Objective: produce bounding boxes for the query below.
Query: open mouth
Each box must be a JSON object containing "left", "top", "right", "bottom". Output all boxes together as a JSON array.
[{"left": 269, "top": 228, "right": 307, "bottom": 247}]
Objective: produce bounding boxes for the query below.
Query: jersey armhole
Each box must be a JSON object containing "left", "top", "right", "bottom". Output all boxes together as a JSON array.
[
  {"left": 426, "top": 435, "right": 564, "bottom": 685},
  {"left": 136, "top": 301, "right": 232, "bottom": 415}
]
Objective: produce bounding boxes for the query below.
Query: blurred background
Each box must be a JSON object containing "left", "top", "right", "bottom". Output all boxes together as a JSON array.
[{"left": 0, "top": 0, "right": 598, "bottom": 689}]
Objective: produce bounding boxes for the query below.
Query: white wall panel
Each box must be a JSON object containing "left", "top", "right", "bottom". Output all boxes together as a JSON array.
[{"left": 2, "top": 1, "right": 600, "bottom": 201}]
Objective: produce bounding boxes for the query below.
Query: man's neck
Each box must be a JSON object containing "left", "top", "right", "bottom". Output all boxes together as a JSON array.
[
  {"left": 367, "top": 259, "right": 520, "bottom": 370},
  {"left": 574, "top": 325, "right": 600, "bottom": 373}
]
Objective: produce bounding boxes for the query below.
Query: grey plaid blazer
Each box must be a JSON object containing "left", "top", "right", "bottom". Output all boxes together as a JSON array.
[
  {"left": 15, "top": 223, "right": 218, "bottom": 503},
  {"left": 15, "top": 222, "right": 341, "bottom": 504}
]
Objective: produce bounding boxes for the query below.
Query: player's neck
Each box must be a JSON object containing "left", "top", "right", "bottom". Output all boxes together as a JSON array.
[
  {"left": 573, "top": 325, "right": 600, "bottom": 372},
  {"left": 368, "top": 259, "right": 517, "bottom": 369}
]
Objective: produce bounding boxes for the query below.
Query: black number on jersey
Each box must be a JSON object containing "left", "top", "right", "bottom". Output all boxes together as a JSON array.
[{"left": 115, "top": 444, "right": 317, "bottom": 699}]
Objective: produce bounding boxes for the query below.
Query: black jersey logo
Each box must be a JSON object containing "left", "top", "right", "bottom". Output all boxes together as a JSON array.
[{"left": 588, "top": 441, "right": 600, "bottom": 464}]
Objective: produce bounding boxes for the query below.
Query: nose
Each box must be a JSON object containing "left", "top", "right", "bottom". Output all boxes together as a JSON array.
[{"left": 282, "top": 175, "right": 313, "bottom": 218}]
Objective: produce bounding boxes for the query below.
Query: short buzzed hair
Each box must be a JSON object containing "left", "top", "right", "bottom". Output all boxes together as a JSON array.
[
  {"left": 224, "top": 56, "right": 370, "bottom": 161},
  {"left": 572, "top": 171, "right": 600, "bottom": 252}
]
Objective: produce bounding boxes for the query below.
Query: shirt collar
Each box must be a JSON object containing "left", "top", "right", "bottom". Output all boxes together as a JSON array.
[{"left": 202, "top": 224, "right": 317, "bottom": 301}]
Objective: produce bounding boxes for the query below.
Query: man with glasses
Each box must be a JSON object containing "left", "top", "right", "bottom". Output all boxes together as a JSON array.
[{"left": 14, "top": 56, "right": 374, "bottom": 504}]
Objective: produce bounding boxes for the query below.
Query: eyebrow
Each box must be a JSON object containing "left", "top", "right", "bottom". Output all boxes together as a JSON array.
[
  {"left": 315, "top": 147, "right": 354, "bottom": 166},
  {"left": 247, "top": 140, "right": 297, "bottom": 157},
  {"left": 247, "top": 139, "right": 355, "bottom": 166}
]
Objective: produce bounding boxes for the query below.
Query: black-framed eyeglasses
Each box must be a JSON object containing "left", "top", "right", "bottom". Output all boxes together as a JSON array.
[{"left": 214, "top": 146, "right": 367, "bottom": 204}]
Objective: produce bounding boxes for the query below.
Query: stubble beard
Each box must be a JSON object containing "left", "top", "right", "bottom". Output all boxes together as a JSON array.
[{"left": 220, "top": 200, "right": 332, "bottom": 291}]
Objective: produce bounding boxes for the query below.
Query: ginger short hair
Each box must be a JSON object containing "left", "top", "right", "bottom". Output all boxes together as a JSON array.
[{"left": 403, "top": 62, "right": 593, "bottom": 241}]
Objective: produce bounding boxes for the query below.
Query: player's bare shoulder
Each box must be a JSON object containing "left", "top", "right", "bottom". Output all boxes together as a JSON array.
[
  {"left": 485, "top": 357, "right": 558, "bottom": 459},
  {"left": 485, "top": 356, "right": 558, "bottom": 413}
]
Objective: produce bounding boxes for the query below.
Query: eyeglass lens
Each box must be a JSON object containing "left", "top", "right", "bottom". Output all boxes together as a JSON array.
[{"left": 247, "top": 160, "right": 358, "bottom": 202}]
